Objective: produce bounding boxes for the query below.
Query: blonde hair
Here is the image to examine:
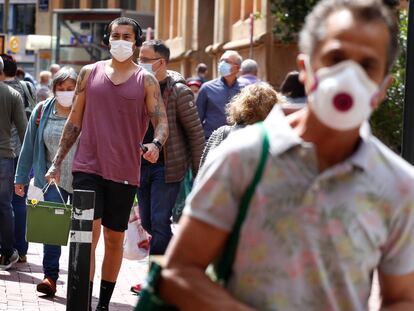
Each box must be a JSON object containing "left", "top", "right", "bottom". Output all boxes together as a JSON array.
[
  {"left": 227, "top": 82, "right": 279, "bottom": 125},
  {"left": 39, "top": 71, "right": 52, "bottom": 84}
]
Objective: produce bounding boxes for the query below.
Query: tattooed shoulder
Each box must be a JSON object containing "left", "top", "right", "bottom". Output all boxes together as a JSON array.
[
  {"left": 75, "top": 65, "right": 93, "bottom": 95},
  {"left": 144, "top": 71, "right": 158, "bottom": 87}
]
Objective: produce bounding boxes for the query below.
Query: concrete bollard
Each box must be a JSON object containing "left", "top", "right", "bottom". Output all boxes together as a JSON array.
[{"left": 66, "top": 189, "right": 95, "bottom": 311}]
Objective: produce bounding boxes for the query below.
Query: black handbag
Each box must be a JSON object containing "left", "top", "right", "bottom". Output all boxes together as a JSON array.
[{"left": 135, "top": 122, "right": 270, "bottom": 311}]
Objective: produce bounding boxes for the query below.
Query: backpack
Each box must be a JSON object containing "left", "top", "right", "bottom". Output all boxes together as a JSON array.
[
  {"left": 35, "top": 103, "right": 44, "bottom": 128},
  {"left": 19, "top": 81, "right": 37, "bottom": 118}
]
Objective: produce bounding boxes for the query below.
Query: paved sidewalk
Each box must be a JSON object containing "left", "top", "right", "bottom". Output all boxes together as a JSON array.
[
  {"left": 0, "top": 228, "right": 381, "bottom": 311},
  {"left": 0, "top": 234, "right": 148, "bottom": 311}
]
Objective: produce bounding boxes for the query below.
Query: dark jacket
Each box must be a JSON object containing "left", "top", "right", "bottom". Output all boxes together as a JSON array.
[{"left": 163, "top": 70, "right": 205, "bottom": 182}]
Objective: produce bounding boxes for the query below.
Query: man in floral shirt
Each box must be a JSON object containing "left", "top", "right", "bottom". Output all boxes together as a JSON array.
[{"left": 157, "top": 0, "right": 414, "bottom": 310}]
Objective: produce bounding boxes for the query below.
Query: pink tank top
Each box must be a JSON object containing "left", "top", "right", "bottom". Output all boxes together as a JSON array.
[{"left": 72, "top": 61, "right": 148, "bottom": 186}]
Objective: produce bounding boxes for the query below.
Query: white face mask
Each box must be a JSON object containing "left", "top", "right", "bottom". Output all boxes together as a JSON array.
[
  {"left": 139, "top": 59, "right": 161, "bottom": 76},
  {"left": 109, "top": 39, "right": 134, "bottom": 62},
  {"left": 56, "top": 91, "right": 75, "bottom": 107},
  {"left": 218, "top": 61, "right": 232, "bottom": 77},
  {"left": 306, "top": 59, "right": 380, "bottom": 131},
  {"left": 139, "top": 62, "right": 154, "bottom": 75}
]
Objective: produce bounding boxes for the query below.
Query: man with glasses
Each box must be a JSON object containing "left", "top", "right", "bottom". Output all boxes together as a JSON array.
[
  {"left": 136, "top": 39, "right": 204, "bottom": 255},
  {"left": 196, "top": 50, "right": 243, "bottom": 140}
]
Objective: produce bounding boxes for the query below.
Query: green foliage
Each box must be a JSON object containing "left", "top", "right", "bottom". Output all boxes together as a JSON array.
[
  {"left": 270, "top": 0, "right": 400, "bottom": 43},
  {"left": 270, "top": 0, "right": 317, "bottom": 43},
  {"left": 270, "top": 0, "right": 406, "bottom": 152},
  {"left": 370, "top": 9, "right": 407, "bottom": 153}
]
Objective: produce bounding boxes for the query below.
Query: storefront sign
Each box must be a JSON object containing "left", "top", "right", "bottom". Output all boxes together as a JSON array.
[
  {"left": 0, "top": 35, "right": 4, "bottom": 53},
  {"left": 9, "top": 36, "right": 20, "bottom": 53},
  {"left": 38, "top": 0, "right": 49, "bottom": 12}
]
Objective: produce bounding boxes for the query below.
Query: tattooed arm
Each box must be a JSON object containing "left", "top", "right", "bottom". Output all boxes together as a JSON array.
[
  {"left": 45, "top": 65, "right": 92, "bottom": 183},
  {"left": 142, "top": 72, "right": 169, "bottom": 163}
]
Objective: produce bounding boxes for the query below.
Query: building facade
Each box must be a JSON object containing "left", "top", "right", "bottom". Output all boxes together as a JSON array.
[
  {"left": 155, "top": 0, "right": 298, "bottom": 87},
  {"left": 0, "top": 0, "right": 37, "bottom": 76},
  {"left": 35, "top": 0, "right": 154, "bottom": 72}
]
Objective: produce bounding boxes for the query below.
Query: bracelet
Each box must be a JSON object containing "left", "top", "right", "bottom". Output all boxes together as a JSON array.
[{"left": 152, "top": 139, "right": 163, "bottom": 151}]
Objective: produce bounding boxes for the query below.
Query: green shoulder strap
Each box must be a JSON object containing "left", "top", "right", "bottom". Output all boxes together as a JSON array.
[{"left": 215, "top": 122, "right": 270, "bottom": 283}]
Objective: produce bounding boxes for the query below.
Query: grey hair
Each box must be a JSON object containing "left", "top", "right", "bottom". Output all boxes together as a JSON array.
[
  {"left": 240, "top": 59, "right": 258, "bottom": 75},
  {"left": 221, "top": 50, "right": 243, "bottom": 65},
  {"left": 299, "top": 0, "right": 398, "bottom": 73},
  {"left": 52, "top": 66, "right": 78, "bottom": 93},
  {"left": 0, "top": 56, "right": 3, "bottom": 72}
]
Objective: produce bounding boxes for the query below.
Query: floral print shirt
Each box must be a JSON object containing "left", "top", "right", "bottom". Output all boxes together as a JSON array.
[{"left": 184, "top": 106, "right": 414, "bottom": 311}]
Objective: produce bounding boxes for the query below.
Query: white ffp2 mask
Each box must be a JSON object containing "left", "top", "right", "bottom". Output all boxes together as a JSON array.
[
  {"left": 56, "top": 91, "right": 75, "bottom": 107},
  {"left": 306, "top": 59, "right": 379, "bottom": 131},
  {"left": 109, "top": 39, "right": 134, "bottom": 62}
]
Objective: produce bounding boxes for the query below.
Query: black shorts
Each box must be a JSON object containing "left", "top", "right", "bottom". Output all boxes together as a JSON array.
[{"left": 72, "top": 172, "right": 136, "bottom": 232}]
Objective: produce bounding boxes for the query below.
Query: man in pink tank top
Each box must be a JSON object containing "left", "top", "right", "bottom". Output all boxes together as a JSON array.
[{"left": 45, "top": 17, "right": 169, "bottom": 311}]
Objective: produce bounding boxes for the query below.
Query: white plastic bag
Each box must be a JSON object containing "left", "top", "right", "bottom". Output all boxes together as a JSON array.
[
  {"left": 27, "top": 178, "right": 44, "bottom": 201},
  {"left": 123, "top": 206, "right": 150, "bottom": 260}
]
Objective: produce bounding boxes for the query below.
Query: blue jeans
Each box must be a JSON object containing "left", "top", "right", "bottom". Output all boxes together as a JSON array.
[
  {"left": 12, "top": 157, "right": 29, "bottom": 257},
  {"left": 43, "top": 185, "right": 71, "bottom": 281},
  {"left": 0, "top": 157, "right": 15, "bottom": 257},
  {"left": 137, "top": 164, "right": 180, "bottom": 255}
]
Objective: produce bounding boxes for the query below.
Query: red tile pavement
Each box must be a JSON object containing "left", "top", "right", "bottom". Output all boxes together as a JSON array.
[{"left": 0, "top": 233, "right": 148, "bottom": 311}]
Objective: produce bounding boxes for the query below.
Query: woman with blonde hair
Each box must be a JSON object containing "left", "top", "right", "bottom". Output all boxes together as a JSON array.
[{"left": 199, "top": 82, "right": 279, "bottom": 168}]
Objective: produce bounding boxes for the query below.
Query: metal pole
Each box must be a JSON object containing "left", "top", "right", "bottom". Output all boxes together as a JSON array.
[
  {"left": 66, "top": 190, "right": 95, "bottom": 311},
  {"left": 3, "top": 0, "right": 9, "bottom": 34},
  {"left": 249, "top": 13, "right": 254, "bottom": 59},
  {"left": 402, "top": 1, "right": 414, "bottom": 163},
  {"left": 55, "top": 13, "right": 61, "bottom": 64}
]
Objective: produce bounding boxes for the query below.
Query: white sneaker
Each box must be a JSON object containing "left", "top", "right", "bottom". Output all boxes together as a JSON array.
[{"left": 0, "top": 249, "right": 19, "bottom": 270}]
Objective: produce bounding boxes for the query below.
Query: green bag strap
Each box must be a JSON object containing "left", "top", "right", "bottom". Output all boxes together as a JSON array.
[{"left": 216, "top": 122, "right": 270, "bottom": 283}]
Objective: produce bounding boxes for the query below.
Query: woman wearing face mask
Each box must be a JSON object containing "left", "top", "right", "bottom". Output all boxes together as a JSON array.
[{"left": 14, "top": 67, "right": 78, "bottom": 297}]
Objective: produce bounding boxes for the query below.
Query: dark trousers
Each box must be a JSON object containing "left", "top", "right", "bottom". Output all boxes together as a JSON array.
[
  {"left": 137, "top": 164, "right": 180, "bottom": 255},
  {"left": 12, "top": 157, "right": 28, "bottom": 257},
  {"left": 0, "top": 157, "right": 15, "bottom": 257}
]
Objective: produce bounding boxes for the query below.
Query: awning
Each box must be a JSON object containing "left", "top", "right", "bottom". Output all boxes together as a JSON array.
[{"left": 25, "top": 35, "right": 55, "bottom": 51}]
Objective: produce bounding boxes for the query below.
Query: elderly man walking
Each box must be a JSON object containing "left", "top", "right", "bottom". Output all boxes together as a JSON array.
[
  {"left": 196, "top": 50, "right": 243, "bottom": 140},
  {"left": 238, "top": 58, "right": 259, "bottom": 86}
]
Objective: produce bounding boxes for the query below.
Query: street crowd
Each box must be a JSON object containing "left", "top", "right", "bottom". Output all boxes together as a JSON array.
[{"left": 2, "top": 0, "right": 414, "bottom": 310}]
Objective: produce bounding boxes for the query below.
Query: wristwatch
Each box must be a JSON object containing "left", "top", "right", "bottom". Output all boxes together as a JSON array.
[{"left": 152, "top": 139, "right": 163, "bottom": 151}]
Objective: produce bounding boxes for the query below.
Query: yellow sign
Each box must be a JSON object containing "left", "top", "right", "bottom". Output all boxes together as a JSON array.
[
  {"left": 9, "top": 36, "right": 20, "bottom": 53},
  {"left": 0, "top": 35, "right": 4, "bottom": 53}
]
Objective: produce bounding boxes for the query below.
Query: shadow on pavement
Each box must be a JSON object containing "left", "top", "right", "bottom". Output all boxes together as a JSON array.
[{"left": 39, "top": 294, "right": 67, "bottom": 306}]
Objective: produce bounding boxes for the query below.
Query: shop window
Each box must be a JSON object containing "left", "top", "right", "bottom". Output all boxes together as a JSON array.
[
  {"left": 92, "top": 0, "right": 108, "bottom": 8},
  {"left": 120, "top": 0, "right": 136, "bottom": 10},
  {"left": 64, "top": 0, "right": 80, "bottom": 8},
  {"left": 0, "top": 4, "right": 3, "bottom": 33},
  {"left": 13, "top": 4, "right": 36, "bottom": 35}
]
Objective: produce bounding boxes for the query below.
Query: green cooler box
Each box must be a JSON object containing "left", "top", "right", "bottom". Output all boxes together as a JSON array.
[{"left": 26, "top": 199, "right": 72, "bottom": 246}]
